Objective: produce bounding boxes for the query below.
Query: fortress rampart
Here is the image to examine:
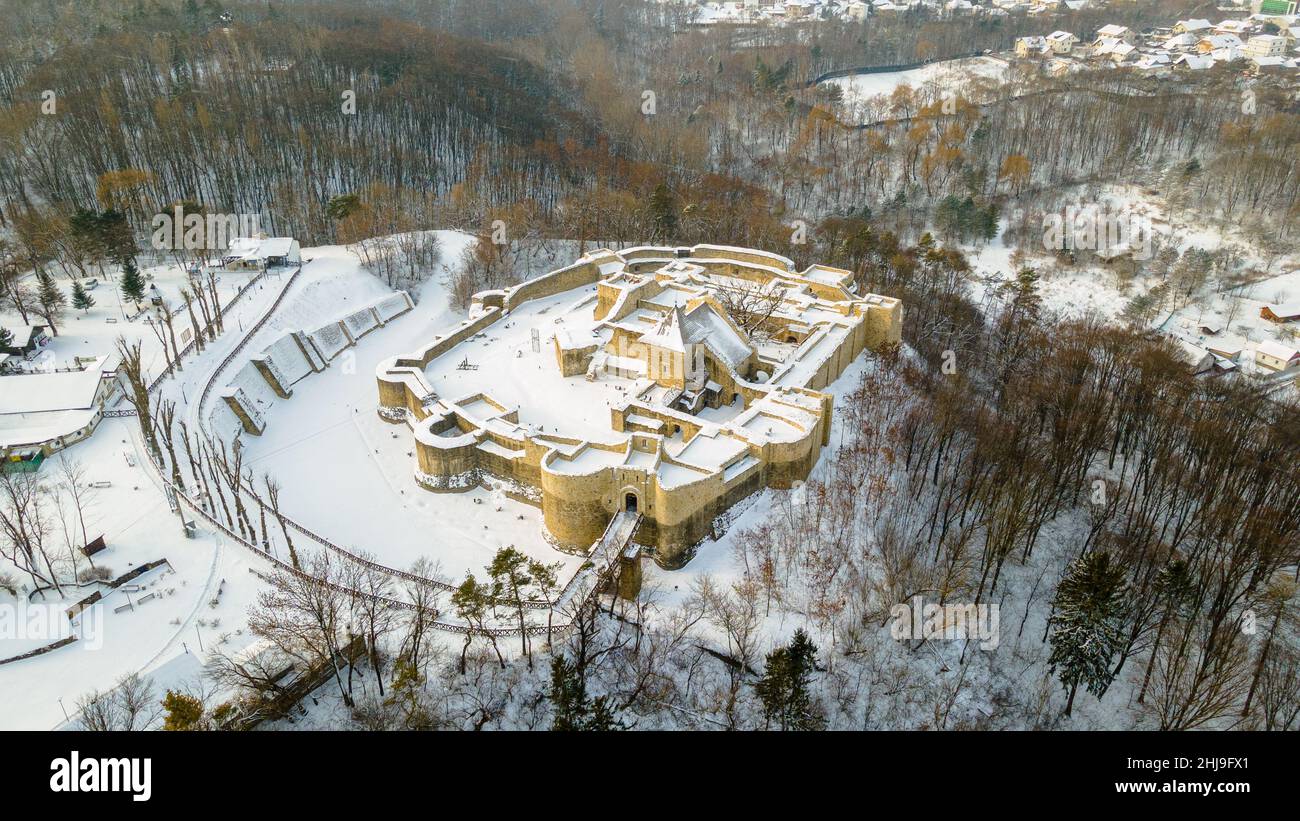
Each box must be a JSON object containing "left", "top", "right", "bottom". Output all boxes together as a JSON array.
[{"left": 376, "top": 244, "right": 901, "bottom": 567}]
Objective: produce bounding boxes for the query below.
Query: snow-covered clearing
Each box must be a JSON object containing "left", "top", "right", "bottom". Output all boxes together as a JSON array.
[{"left": 824, "top": 56, "right": 1012, "bottom": 118}]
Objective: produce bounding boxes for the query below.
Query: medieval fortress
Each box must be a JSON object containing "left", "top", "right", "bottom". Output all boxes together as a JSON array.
[{"left": 375, "top": 245, "right": 901, "bottom": 569}]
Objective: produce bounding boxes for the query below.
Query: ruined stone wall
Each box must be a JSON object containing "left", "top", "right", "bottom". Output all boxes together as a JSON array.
[
  {"left": 503, "top": 258, "right": 602, "bottom": 311},
  {"left": 376, "top": 306, "right": 503, "bottom": 420},
  {"left": 378, "top": 244, "right": 902, "bottom": 569},
  {"left": 864, "top": 298, "right": 903, "bottom": 349}
]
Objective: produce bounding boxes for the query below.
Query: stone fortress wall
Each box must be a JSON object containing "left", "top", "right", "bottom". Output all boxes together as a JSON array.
[{"left": 375, "top": 244, "right": 901, "bottom": 568}]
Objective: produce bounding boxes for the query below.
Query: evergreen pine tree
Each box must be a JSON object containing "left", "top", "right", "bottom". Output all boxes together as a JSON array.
[
  {"left": 36, "top": 270, "right": 66, "bottom": 335},
  {"left": 71, "top": 280, "right": 96, "bottom": 313},
  {"left": 979, "top": 204, "right": 1000, "bottom": 242},
  {"left": 98, "top": 209, "right": 138, "bottom": 267},
  {"left": 120, "top": 258, "right": 147, "bottom": 306},
  {"left": 648, "top": 183, "right": 678, "bottom": 243},
  {"left": 756, "top": 628, "right": 825, "bottom": 730},
  {"left": 1048, "top": 551, "right": 1129, "bottom": 717},
  {"left": 549, "top": 654, "right": 624, "bottom": 731},
  {"left": 161, "top": 691, "right": 205, "bottom": 731},
  {"left": 0, "top": 327, "right": 11, "bottom": 349}
]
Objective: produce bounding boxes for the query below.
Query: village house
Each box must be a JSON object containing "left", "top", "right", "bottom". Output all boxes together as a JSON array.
[
  {"left": 1198, "top": 34, "right": 1245, "bottom": 53},
  {"left": 1016, "top": 36, "right": 1051, "bottom": 58},
  {"left": 1046, "top": 57, "right": 1082, "bottom": 76},
  {"left": 1092, "top": 37, "right": 1138, "bottom": 63},
  {"left": 1255, "top": 339, "right": 1300, "bottom": 372},
  {"left": 219, "top": 235, "right": 302, "bottom": 272},
  {"left": 0, "top": 324, "right": 50, "bottom": 359},
  {"left": 1095, "top": 24, "right": 1138, "bottom": 46},
  {"left": 1260, "top": 301, "right": 1300, "bottom": 323},
  {"left": 1215, "top": 19, "right": 1256, "bottom": 35},
  {"left": 783, "top": 0, "right": 815, "bottom": 17},
  {"left": 1244, "top": 33, "right": 1289, "bottom": 58},
  {"left": 0, "top": 354, "right": 121, "bottom": 468},
  {"left": 1174, "top": 53, "right": 1217, "bottom": 71},
  {"left": 1205, "top": 340, "right": 1244, "bottom": 362},
  {"left": 1045, "top": 31, "right": 1079, "bottom": 54},
  {"left": 1174, "top": 339, "right": 1216, "bottom": 375},
  {"left": 1133, "top": 53, "right": 1173, "bottom": 73},
  {"left": 1174, "top": 19, "right": 1214, "bottom": 35}
]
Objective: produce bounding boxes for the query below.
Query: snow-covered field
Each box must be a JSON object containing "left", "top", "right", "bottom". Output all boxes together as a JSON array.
[
  {"left": 824, "top": 56, "right": 1012, "bottom": 118},
  {"left": 226, "top": 239, "right": 585, "bottom": 578}
]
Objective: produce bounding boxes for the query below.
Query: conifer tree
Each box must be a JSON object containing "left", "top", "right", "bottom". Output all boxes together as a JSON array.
[
  {"left": 35, "top": 270, "right": 66, "bottom": 335},
  {"left": 161, "top": 691, "right": 205, "bottom": 731},
  {"left": 649, "top": 183, "right": 678, "bottom": 242},
  {"left": 549, "top": 654, "right": 624, "bottom": 731},
  {"left": 72, "top": 279, "right": 96, "bottom": 313},
  {"left": 120, "top": 257, "right": 147, "bottom": 306},
  {"left": 756, "top": 628, "right": 825, "bottom": 730},
  {"left": 0, "top": 327, "right": 11, "bottom": 349},
  {"left": 1048, "top": 551, "right": 1129, "bottom": 717}
]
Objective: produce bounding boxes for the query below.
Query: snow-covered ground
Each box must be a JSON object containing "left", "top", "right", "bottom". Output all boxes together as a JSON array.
[
  {"left": 962, "top": 184, "right": 1300, "bottom": 377},
  {"left": 0, "top": 230, "right": 603, "bottom": 728},
  {"left": 227, "top": 238, "right": 586, "bottom": 579},
  {"left": 421, "top": 285, "right": 624, "bottom": 444},
  {"left": 0, "top": 252, "right": 315, "bottom": 728},
  {"left": 824, "top": 56, "right": 1012, "bottom": 119},
  {"left": 3, "top": 218, "right": 1290, "bottom": 731}
]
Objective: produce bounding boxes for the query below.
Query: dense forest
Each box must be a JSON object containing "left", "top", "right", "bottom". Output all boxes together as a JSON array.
[{"left": 0, "top": 0, "right": 1294, "bottom": 256}]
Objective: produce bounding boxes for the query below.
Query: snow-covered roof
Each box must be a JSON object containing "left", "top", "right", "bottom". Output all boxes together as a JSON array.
[
  {"left": 680, "top": 302, "right": 753, "bottom": 369},
  {"left": 1215, "top": 19, "right": 1253, "bottom": 33},
  {"left": 1176, "top": 19, "right": 1212, "bottom": 32},
  {"left": 5, "top": 325, "right": 46, "bottom": 350},
  {"left": 1257, "top": 340, "right": 1300, "bottom": 361},
  {"left": 1175, "top": 53, "right": 1216, "bottom": 69},
  {"left": 1174, "top": 339, "right": 1212, "bottom": 367},
  {"left": 1200, "top": 34, "right": 1242, "bottom": 49},
  {"left": 225, "top": 236, "right": 297, "bottom": 261},
  {"left": 643, "top": 306, "right": 688, "bottom": 353},
  {"left": 0, "top": 356, "right": 116, "bottom": 416},
  {"left": 1265, "top": 301, "right": 1300, "bottom": 319},
  {"left": 1094, "top": 37, "right": 1137, "bottom": 57},
  {"left": 1134, "top": 53, "right": 1173, "bottom": 69}
]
